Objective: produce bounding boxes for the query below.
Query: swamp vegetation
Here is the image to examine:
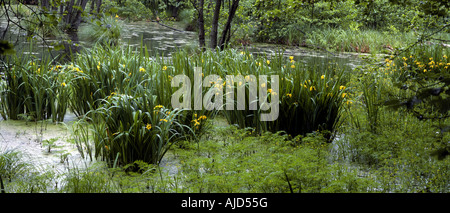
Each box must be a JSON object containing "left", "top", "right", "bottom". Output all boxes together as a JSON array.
[{"left": 0, "top": 0, "right": 449, "bottom": 194}]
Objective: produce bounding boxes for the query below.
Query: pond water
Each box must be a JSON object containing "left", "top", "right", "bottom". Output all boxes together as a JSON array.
[
  {"left": 244, "top": 43, "right": 366, "bottom": 69},
  {"left": 120, "top": 21, "right": 198, "bottom": 56},
  {"left": 2, "top": 17, "right": 365, "bottom": 69}
]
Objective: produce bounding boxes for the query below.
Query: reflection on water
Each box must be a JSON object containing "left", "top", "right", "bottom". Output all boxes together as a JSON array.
[
  {"left": 1, "top": 17, "right": 198, "bottom": 58},
  {"left": 120, "top": 21, "right": 197, "bottom": 56},
  {"left": 2, "top": 17, "right": 363, "bottom": 68},
  {"left": 75, "top": 20, "right": 199, "bottom": 57},
  {"left": 244, "top": 43, "right": 365, "bottom": 70}
]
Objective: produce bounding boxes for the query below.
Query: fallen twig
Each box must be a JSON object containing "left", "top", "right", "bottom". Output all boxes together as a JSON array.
[{"left": 151, "top": 20, "right": 187, "bottom": 33}]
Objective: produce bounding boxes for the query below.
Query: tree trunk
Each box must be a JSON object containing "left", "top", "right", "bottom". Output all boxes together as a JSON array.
[
  {"left": 63, "top": 0, "right": 89, "bottom": 32},
  {"left": 198, "top": 0, "right": 206, "bottom": 50},
  {"left": 89, "top": 0, "right": 95, "bottom": 13},
  {"left": 59, "top": 2, "right": 64, "bottom": 16},
  {"left": 61, "top": 0, "right": 89, "bottom": 57},
  {"left": 62, "top": 0, "right": 76, "bottom": 27},
  {"left": 309, "top": 0, "right": 317, "bottom": 27},
  {"left": 209, "top": 0, "right": 222, "bottom": 49},
  {"left": 0, "top": 175, "right": 4, "bottom": 193},
  {"left": 219, "top": 0, "right": 239, "bottom": 50},
  {"left": 96, "top": 0, "right": 102, "bottom": 14},
  {"left": 167, "top": 0, "right": 181, "bottom": 18},
  {"left": 41, "top": 0, "right": 49, "bottom": 10}
]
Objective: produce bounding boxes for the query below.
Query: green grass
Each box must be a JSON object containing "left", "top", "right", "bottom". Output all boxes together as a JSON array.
[
  {"left": 0, "top": 53, "right": 68, "bottom": 122},
  {"left": 302, "top": 28, "right": 419, "bottom": 54},
  {"left": 0, "top": 147, "right": 29, "bottom": 185}
]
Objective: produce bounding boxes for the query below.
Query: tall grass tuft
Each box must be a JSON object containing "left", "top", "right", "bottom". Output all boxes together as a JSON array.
[
  {"left": 271, "top": 58, "right": 349, "bottom": 140},
  {"left": 68, "top": 44, "right": 148, "bottom": 117},
  {"left": 0, "top": 53, "right": 68, "bottom": 122},
  {"left": 197, "top": 49, "right": 350, "bottom": 140},
  {"left": 76, "top": 93, "right": 192, "bottom": 168},
  {"left": 304, "top": 28, "right": 417, "bottom": 54},
  {"left": 70, "top": 44, "right": 197, "bottom": 167}
]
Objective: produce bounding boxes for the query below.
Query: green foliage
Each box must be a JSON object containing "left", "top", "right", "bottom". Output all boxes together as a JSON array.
[
  {"left": 383, "top": 45, "right": 450, "bottom": 120},
  {"left": 335, "top": 41, "right": 450, "bottom": 192},
  {"left": 79, "top": 15, "right": 124, "bottom": 46},
  {"left": 118, "top": 0, "right": 153, "bottom": 21},
  {"left": 146, "top": 125, "right": 379, "bottom": 193},
  {"left": 224, "top": 0, "right": 448, "bottom": 52},
  {"left": 0, "top": 148, "right": 29, "bottom": 183},
  {"left": 68, "top": 44, "right": 145, "bottom": 117},
  {"left": 22, "top": 8, "right": 64, "bottom": 38},
  {"left": 60, "top": 163, "right": 119, "bottom": 193},
  {"left": 2, "top": 109, "right": 448, "bottom": 193},
  {"left": 1, "top": 0, "right": 450, "bottom": 195},
  {"left": 357, "top": 66, "right": 383, "bottom": 133},
  {"left": 0, "top": 40, "right": 15, "bottom": 55},
  {"left": 379, "top": 42, "right": 450, "bottom": 161},
  {"left": 304, "top": 28, "right": 418, "bottom": 53},
  {"left": 338, "top": 107, "right": 449, "bottom": 192},
  {"left": 268, "top": 55, "right": 348, "bottom": 140},
  {"left": 86, "top": 94, "right": 190, "bottom": 167},
  {"left": 0, "top": 54, "right": 68, "bottom": 122}
]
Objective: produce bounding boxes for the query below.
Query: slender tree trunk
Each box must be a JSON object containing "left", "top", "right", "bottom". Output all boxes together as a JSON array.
[
  {"left": 96, "top": 0, "right": 102, "bottom": 14},
  {"left": 62, "top": 0, "right": 75, "bottom": 26},
  {"left": 219, "top": 0, "right": 239, "bottom": 50},
  {"left": 0, "top": 175, "right": 4, "bottom": 193},
  {"left": 41, "top": 0, "right": 50, "bottom": 10},
  {"left": 89, "top": 0, "right": 95, "bottom": 13},
  {"left": 59, "top": 2, "right": 64, "bottom": 16},
  {"left": 209, "top": 0, "right": 222, "bottom": 49},
  {"left": 310, "top": 0, "right": 315, "bottom": 26},
  {"left": 198, "top": 0, "right": 205, "bottom": 50},
  {"left": 61, "top": 0, "right": 89, "bottom": 57},
  {"left": 167, "top": 0, "right": 181, "bottom": 18},
  {"left": 63, "top": 0, "right": 89, "bottom": 32},
  {"left": 51, "top": 0, "right": 58, "bottom": 11}
]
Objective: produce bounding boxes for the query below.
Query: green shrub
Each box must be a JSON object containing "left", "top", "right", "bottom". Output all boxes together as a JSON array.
[
  {"left": 23, "top": 11, "right": 64, "bottom": 38},
  {"left": 119, "top": 0, "right": 152, "bottom": 21}
]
